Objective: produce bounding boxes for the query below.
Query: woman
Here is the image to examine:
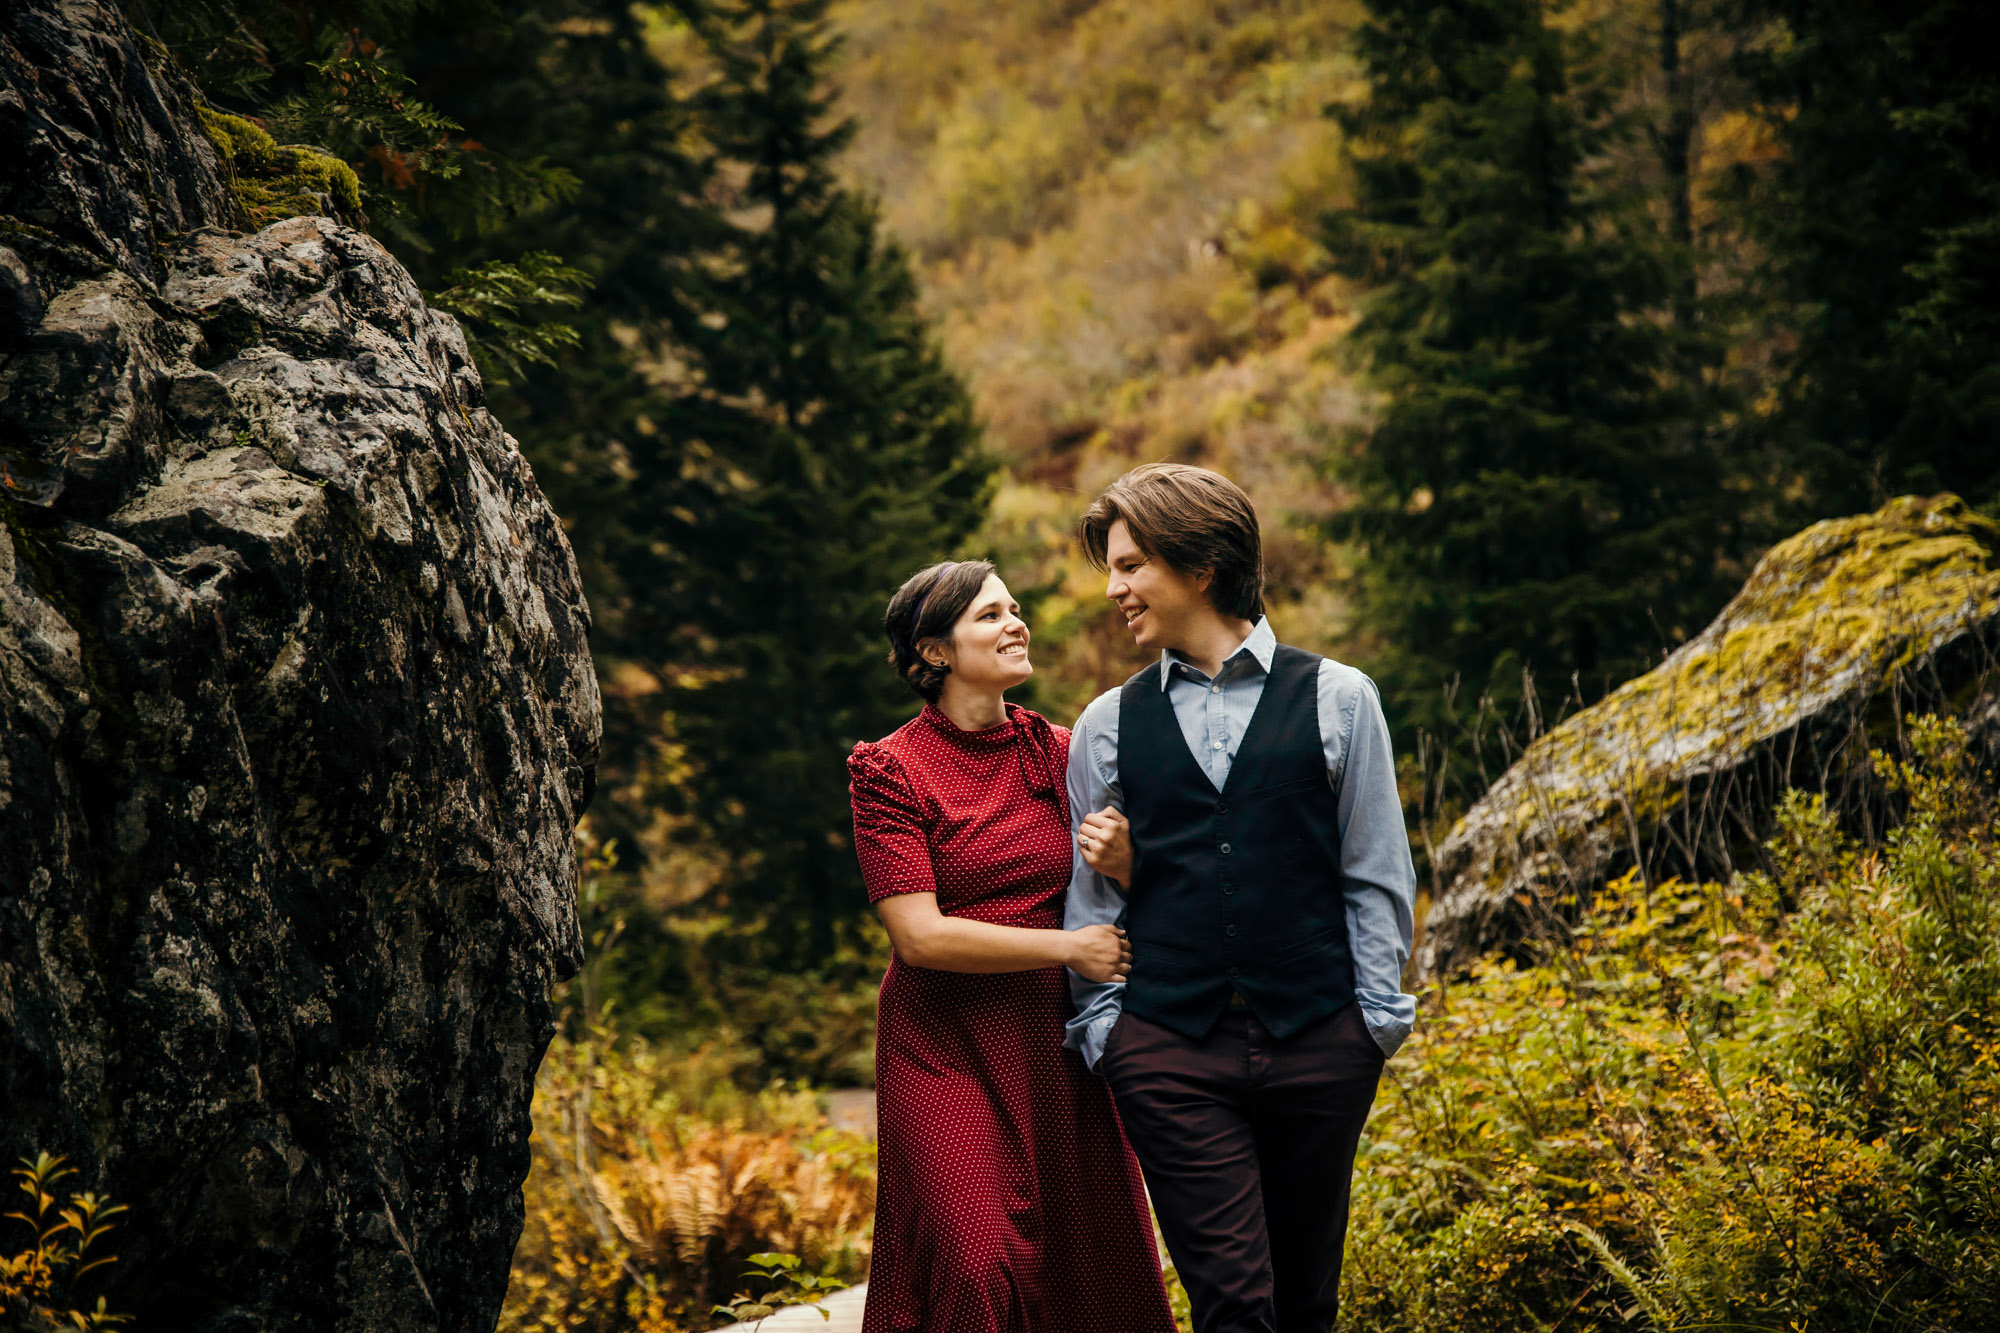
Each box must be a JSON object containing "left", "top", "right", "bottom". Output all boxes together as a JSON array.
[{"left": 846, "top": 559, "right": 1176, "bottom": 1333}]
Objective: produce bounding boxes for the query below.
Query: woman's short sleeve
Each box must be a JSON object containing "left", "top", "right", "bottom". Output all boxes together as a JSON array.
[{"left": 847, "top": 742, "right": 938, "bottom": 904}]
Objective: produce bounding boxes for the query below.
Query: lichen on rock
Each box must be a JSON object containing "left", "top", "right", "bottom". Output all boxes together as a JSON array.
[
  {"left": 1, "top": 2, "right": 599, "bottom": 1329},
  {"left": 1421, "top": 493, "right": 2000, "bottom": 979}
]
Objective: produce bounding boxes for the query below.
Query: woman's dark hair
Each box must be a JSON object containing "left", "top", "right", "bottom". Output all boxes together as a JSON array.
[
  {"left": 885, "top": 559, "right": 997, "bottom": 701},
  {"left": 1078, "top": 462, "right": 1265, "bottom": 620}
]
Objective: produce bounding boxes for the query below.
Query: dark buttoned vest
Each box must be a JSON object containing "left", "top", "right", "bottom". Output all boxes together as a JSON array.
[{"left": 1118, "top": 643, "right": 1355, "bottom": 1041}]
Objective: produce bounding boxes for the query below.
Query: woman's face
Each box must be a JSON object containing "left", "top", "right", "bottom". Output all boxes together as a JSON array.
[{"left": 931, "top": 573, "right": 1033, "bottom": 692}]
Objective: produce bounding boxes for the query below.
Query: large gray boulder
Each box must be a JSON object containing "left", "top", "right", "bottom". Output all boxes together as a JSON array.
[
  {"left": 1421, "top": 494, "right": 2000, "bottom": 979},
  {"left": 1, "top": 2, "right": 599, "bottom": 1329}
]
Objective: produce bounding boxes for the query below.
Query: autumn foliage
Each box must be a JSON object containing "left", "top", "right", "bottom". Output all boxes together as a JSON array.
[
  {"left": 1, "top": 1155, "right": 127, "bottom": 1333},
  {"left": 1343, "top": 717, "right": 2000, "bottom": 1328},
  {"left": 500, "top": 1028, "right": 874, "bottom": 1332}
]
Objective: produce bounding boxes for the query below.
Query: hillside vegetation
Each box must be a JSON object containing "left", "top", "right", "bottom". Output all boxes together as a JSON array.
[{"left": 832, "top": 0, "right": 1370, "bottom": 717}]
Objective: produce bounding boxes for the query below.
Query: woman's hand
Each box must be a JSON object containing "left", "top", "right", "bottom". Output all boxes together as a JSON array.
[
  {"left": 1066, "top": 923, "right": 1132, "bottom": 984},
  {"left": 1077, "top": 805, "right": 1133, "bottom": 885}
]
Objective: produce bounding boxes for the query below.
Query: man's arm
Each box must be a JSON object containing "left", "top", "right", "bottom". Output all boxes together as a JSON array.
[
  {"left": 1063, "top": 689, "right": 1127, "bottom": 1072},
  {"left": 1322, "top": 662, "right": 1419, "bottom": 1057}
]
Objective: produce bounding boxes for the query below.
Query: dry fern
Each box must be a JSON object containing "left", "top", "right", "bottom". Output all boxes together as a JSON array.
[{"left": 501, "top": 1029, "right": 874, "bottom": 1332}]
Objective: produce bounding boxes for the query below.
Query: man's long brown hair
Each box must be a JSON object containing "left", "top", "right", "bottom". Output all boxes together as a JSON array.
[{"left": 1078, "top": 463, "right": 1265, "bottom": 620}]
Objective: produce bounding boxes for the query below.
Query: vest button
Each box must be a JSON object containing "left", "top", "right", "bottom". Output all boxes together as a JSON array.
[
  {"left": 1216, "top": 801, "right": 1230, "bottom": 815},
  {"left": 1227, "top": 966, "right": 1240, "bottom": 978},
  {"left": 1219, "top": 842, "right": 1232, "bottom": 855},
  {"left": 1222, "top": 883, "right": 1236, "bottom": 895},
  {"left": 1226, "top": 925, "right": 1237, "bottom": 937}
]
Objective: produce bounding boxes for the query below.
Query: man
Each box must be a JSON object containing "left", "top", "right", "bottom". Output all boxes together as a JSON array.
[{"left": 1063, "top": 463, "right": 1416, "bottom": 1333}]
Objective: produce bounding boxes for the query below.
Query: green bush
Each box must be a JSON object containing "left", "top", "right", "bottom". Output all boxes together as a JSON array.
[{"left": 1345, "top": 716, "right": 2000, "bottom": 1330}]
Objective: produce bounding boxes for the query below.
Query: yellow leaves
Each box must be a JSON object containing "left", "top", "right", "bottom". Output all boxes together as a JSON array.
[
  {"left": 1, "top": 1155, "right": 129, "bottom": 1329},
  {"left": 824, "top": 0, "right": 1367, "bottom": 706},
  {"left": 1345, "top": 726, "right": 2000, "bottom": 1329}
]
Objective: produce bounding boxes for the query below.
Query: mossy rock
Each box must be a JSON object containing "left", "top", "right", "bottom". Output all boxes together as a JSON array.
[
  {"left": 1421, "top": 493, "right": 2000, "bottom": 978},
  {"left": 197, "top": 106, "right": 363, "bottom": 229}
]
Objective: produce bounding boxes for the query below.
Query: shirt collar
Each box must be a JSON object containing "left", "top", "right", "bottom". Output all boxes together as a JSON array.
[{"left": 1155, "top": 616, "right": 1276, "bottom": 690}]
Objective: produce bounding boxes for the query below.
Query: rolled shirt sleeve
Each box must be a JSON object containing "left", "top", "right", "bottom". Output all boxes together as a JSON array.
[
  {"left": 1061, "top": 689, "right": 1127, "bottom": 1072},
  {"left": 1321, "top": 661, "right": 1418, "bottom": 1056}
]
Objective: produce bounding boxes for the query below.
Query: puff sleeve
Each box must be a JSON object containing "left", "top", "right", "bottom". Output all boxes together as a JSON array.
[{"left": 847, "top": 742, "right": 938, "bottom": 903}]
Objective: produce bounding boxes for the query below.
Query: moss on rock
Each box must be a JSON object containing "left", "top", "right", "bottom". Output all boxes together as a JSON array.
[
  {"left": 1422, "top": 493, "right": 2000, "bottom": 977},
  {"left": 197, "top": 106, "right": 362, "bottom": 228}
]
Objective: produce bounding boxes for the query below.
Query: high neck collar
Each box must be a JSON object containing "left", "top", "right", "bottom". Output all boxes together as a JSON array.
[{"left": 921, "top": 700, "right": 1018, "bottom": 747}]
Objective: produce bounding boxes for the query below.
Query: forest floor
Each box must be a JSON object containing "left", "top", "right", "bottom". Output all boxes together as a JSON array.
[
  {"left": 712, "top": 1091, "right": 876, "bottom": 1329},
  {"left": 823, "top": 1088, "right": 877, "bottom": 1139}
]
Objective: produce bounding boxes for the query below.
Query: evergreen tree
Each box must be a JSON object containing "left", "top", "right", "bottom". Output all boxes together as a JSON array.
[
  {"left": 1736, "top": 0, "right": 2000, "bottom": 516},
  {"left": 131, "top": 0, "right": 718, "bottom": 854},
  {"left": 389, "top": 2, "right": 720, "bottom": 854},
  {"left": 1327, "top": 0, "right": 1735, "bottom": 750},
  {"left": 652, "top": 0, "right": 992, "bottom": 961}
]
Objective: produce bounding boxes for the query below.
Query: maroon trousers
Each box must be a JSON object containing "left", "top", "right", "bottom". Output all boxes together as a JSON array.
[{"left": 1101, "top": 1002, "right": 1384, "bottom": 1333}]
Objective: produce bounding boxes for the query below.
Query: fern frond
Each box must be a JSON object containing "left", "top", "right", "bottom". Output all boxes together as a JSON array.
[
  {"left": 1567, "top": 1223, "right": 1676, "bottom": 1330},
  {"left": 427, "top": 252, "right": 593, "bottom": 385}
]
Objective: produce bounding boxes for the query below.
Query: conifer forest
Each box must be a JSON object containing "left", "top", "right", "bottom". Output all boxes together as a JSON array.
[{"left": 3, "top": 1, "right": 1998, "bottom": 1330}]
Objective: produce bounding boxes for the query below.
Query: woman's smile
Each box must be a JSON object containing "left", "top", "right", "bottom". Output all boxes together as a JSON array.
[{"left": 928, "top": 572, "right": 1036, "bottom": 705}]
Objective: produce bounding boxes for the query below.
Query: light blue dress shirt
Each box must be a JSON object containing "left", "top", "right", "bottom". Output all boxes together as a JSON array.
[{"left": 1062, "top": 617, "right": 1418, "bottom": 1070}]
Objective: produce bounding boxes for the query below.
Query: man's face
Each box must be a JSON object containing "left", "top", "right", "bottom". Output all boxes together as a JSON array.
[{"left": 1104, "top": 519, "right": 1211, "bottom": 655}]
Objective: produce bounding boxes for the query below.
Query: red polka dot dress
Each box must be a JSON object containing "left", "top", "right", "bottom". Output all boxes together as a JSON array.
[{"left": 847, "top": 702, "right": 1176, "bottom": 1333}]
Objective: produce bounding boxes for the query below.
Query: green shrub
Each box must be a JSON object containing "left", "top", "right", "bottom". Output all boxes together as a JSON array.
[
  {"left": 710, "top": 1252, "right": 850, "bottom": 1327},
  {"left": 1344, "top": 716, "right": 2000, "bottom": 1329}
]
